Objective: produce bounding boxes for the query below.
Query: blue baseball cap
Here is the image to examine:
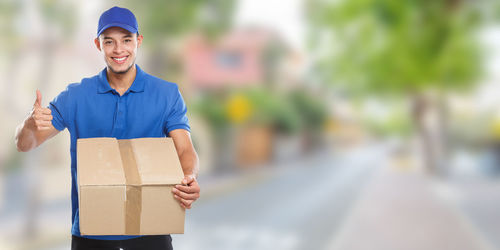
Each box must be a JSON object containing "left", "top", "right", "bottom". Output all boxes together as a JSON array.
[{"left": 97, "top": 6, "right": 138, "bottom": 38}]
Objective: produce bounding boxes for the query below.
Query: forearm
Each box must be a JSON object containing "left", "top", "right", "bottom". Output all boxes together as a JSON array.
[
  {"left": 15, "top": 110, "right": 58, "bottom": 152},
  {"left": 173, "top": 147, "right": 201, "bottom": 209},
  {"left": 178, "top": 148, "right": 199, "bottom": 178},
  {"left": 15, "top": 118, "right": 37, "bottom": 152},
  {"left": 170, "top": 129, "right": 201, "bottom": 209}
]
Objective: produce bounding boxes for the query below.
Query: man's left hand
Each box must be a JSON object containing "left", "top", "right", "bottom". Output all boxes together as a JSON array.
[{"left": 172, "top": 175, "right": 200, "bottom": 209}]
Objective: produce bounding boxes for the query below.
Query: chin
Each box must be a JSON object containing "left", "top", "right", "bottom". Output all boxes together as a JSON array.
[{"left": 108, "top": 63, "right": 134, "bottom": 74}]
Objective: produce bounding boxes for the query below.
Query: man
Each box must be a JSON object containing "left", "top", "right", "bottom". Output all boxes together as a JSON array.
[{"left": 14, "top": 6, "right": 200, "bottom": 250}]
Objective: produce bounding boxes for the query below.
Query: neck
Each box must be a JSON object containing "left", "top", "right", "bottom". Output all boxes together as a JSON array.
[{"left": 106, "top": 65, "right": 137, "bottom": 95}]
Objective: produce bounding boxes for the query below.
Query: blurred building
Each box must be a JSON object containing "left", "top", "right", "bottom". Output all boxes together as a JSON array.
[
  {"left": 183, "top": 27, "right": 303, "bottom": 92},
  {"left": 181, "top": 27, "right": 309, "bottom": 170}
]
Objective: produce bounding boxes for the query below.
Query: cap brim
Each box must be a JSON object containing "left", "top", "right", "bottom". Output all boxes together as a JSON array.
[{"left": 97, "top": 23, "right": 138, "bottom": 37}]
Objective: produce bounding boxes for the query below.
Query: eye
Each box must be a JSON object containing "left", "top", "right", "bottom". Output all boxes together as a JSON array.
[
  {"left": 124, "top": 39, "right": 132, "bottom": 43},
  {"left": 104, "top": 40, "right": 113, "bottom": 45}
]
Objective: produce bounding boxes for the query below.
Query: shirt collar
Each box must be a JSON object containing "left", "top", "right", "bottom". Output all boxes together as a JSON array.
[{"left": 97, "top": 64, "right": 146, "bottom": 94}]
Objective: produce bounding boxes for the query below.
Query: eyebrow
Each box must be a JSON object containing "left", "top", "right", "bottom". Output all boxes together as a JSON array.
[{"left": 102, "top": 34, "right": 133, "bottom": 40}]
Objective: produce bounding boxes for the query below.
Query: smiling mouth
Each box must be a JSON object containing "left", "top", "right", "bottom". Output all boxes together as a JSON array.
[{"left": 112, "top": 56, "right": 128, "bottom": 64}]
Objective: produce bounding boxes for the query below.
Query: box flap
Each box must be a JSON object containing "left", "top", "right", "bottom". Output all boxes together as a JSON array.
[
  {"left": 140, "top": 186, "right": 185, "bottom": 234},
  {"left": 79, "top": 186, "right": 126, "bottom": 235},
  {"left": 129, "top": 137, "right": 184, "bottom": 185},
  {"left": 77, "top": 138, "right": 126, "bottom": 186}
]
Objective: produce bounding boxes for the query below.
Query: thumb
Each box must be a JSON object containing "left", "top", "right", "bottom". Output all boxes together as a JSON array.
[
  {"left": 182, "top": 175, "right": 195, "bottom": 185},
  {"left": 34, "top": 89, "right": 42, "bottom": 107}
]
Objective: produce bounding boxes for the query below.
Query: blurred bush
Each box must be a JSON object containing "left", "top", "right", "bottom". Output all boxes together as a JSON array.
[
  {"left": 193, "top": 87, "right": 328, "bottom": 136},
  {"left": 191, "top": 87, "right": 329, "bottom": 167},
  {"left": 288, "top": 89, "right": 328, "bottom": 132}
]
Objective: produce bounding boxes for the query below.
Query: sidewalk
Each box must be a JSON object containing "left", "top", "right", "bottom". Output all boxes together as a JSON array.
[{"left": 328, "top": 164, "right": 495, "bottom": 250}]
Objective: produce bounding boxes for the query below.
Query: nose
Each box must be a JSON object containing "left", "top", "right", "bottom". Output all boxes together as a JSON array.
[{"left": 113, "top": 41, "right": 125, "bottom": 54}]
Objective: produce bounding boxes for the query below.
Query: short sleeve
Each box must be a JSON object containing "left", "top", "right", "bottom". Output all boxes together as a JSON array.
[
  {"left": 49, "top": 86, "right": 72, "bottom": 131},
  {"left": 164, "top": 86, "right": 190, "bottom": 135}
]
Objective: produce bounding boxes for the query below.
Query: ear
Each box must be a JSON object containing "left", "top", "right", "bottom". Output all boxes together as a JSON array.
[
  {"left": 136, "top": 34, "right": 143, "bottom": 48},
  {"left": 94, "top": 37, "right": 101, "bottom": 51}
]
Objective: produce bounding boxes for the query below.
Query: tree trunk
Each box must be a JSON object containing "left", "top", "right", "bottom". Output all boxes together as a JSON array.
[
  {"left": 411, "top": 92, "right": 447, "bottom": 176},
  {"left": 436, "top": 91, "right": 450, "bottom": 176}
]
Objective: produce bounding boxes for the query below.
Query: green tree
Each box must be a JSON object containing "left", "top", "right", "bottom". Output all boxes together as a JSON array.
[
  {"left": 307, "top": 0, "right": 486, "bottom": 175},
  {"left": 121, "top": 0, "right": 235, "bottom": 79}
]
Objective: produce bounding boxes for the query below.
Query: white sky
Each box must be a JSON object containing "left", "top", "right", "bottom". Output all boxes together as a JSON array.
[{"left": 233, "top": 0, "right": 305, "bottom": 52}]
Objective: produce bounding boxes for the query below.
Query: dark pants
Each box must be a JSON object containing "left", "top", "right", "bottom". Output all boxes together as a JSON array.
[{"left": 71, "top": 235, "right": 173, "bottom": 250}]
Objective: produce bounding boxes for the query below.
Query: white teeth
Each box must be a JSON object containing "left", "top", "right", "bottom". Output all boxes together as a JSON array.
[{"left": 114, "top": 57, "right": 127, "bottom": 61}]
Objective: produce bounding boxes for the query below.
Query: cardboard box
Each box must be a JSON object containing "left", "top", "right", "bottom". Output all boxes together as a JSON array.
[{"left": 77, "top": 137, "right": 185, "bottom": 235}]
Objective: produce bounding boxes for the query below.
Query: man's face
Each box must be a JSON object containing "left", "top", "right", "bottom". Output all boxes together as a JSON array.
[{"left": 94, "top": 27, "right": 143, "bottom": 74}]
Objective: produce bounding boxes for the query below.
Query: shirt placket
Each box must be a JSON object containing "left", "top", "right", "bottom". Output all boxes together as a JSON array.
[{"left": 112, "top": 93, "right": 126, "bottom": 137}]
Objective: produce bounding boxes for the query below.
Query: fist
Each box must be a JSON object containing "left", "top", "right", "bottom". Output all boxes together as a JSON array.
[
  {"left": 172, "top": 175, "right": 200, "bottom": 209},
  {"left": 28, "top": 90, "right": 53, "bottom": 131}
]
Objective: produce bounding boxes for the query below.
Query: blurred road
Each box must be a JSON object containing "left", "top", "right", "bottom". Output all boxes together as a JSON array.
[
  {"left": 448, "top": 173, "right": 500, "bottom": 250},
  {"left": 0, "top": 159, "right": 71, "bottom": 250},
  {"left": 5, "top": 143, "right": 498, "bottom": 250},
  {"left": 173, "top": 145, "right": 384, "bottom": 250},
  {"left": 0, "top": 143, "right": 383, "bottom": 250},
  {"left": 0, "top": 143, "right": 394, "bottom": 250}
]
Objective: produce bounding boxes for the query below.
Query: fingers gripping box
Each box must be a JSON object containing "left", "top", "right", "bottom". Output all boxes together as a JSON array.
[{"left": 77, "top": 137, "right": 185, "bottom": 235}]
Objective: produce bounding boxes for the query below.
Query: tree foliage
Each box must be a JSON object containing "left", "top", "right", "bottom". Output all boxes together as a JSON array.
[
  {"left": 307, "top": 0, "right": 484, "bottom": 96},
  {"left": 122, "top": 0, "right": 235, "bottom": 44}
]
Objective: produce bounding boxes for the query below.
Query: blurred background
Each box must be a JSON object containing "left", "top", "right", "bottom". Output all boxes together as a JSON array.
[{"left": 2, "top": 0, "right": 500, "bottom": 249}]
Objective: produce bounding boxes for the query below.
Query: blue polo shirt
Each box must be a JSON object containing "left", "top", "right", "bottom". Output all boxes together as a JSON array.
[{"left": 49, "top": 65, "right": 190, "bottom": 240}]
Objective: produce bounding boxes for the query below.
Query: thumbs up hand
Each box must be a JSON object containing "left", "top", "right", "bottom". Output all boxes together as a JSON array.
[{"left": 28, "top": 90, "right": 53, "bottom": 131}]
